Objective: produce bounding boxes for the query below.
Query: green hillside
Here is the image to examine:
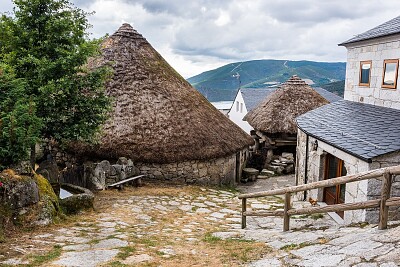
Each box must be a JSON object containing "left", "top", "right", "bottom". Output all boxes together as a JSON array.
[
  {"left": 319, "top": 80, "right": 345, "bottom": 97},
  {"left": 187, "top": 59, "right": 346, "bottom": 101}
]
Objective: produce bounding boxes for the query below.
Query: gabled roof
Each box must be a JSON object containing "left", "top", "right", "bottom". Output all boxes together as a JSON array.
[
  {"left": 240, "top": 88, "right": 276, "bottom": 111},
  {"left": 297, "top": 100, "right": 400, "bottom": 162},
  {"left": 313, "top": 87, "right": 342, "bottom": 103},
  {"left": 339, "top": 16, "right": 400, "bottom": 46}
]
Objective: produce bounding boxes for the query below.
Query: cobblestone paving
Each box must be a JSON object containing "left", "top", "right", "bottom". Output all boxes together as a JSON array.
[{"left": 1, "top": 176, "right": 400, "bottom": 266}]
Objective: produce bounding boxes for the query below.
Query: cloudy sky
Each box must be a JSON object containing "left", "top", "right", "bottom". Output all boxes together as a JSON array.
[{"left": 2, "top": 1, "right": 400, "bottom": 78}]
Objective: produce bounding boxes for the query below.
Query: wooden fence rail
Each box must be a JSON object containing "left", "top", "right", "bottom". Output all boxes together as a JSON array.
[{"left": 238, "top": 165, "right": 400, "bottom": 231}]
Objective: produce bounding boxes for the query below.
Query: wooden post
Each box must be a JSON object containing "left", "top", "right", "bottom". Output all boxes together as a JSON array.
[
  {"left": 379, "top": 172, "right": 392, "bottom": 230},
  {"left": 241, "top": 198, "right": 247, "bottom": 229},
  {"left": 283, "top": 192, "right": 291, "bottom": 231}
]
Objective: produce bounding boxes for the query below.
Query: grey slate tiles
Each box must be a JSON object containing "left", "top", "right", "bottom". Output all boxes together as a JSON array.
[
  {"left": 339, "top": 15, "right": 400, "bottom": 45},
  {"left": 297, "top": 100, "right": 400, "bottom": 161}
]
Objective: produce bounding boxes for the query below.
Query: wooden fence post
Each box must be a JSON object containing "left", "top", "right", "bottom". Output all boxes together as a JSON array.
[
  {"left": 379, "top": 172, "right": 392, "bottom": 230},
  {"left": 283, "top": 192, "right": 291, "bottom": 231},
  {"left": 241, "top": 198, "right": 247, "bottom": 229}
]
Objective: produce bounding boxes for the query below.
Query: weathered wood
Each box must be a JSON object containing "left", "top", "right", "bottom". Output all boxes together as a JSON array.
[
  {"left": 107, "top": 175, "right": 145, "bottom": 188},
  {"left": 283, "top": 193, "right": 291, "bottom": 232},
  {"left": 379, "top": 173, "right": 392, "bottom": 230},
  {"left": 238, "top": 165, "right": 400, "bottom": 199},
  {"left": 243, "top": 210, "right": 285, "bottom": 217},
  {"left": 386, "top": 197, "right": 400, "bottom": 207},
  {"left": 241, "top": 198, "right": 247, "bottom": 229},
  {"left": 287, "top": 199, "right": 381, "bottom": 215}
]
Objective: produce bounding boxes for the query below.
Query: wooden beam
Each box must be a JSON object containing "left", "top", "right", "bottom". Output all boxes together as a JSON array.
[
  {"left": 243, "top": 210, "right": 284, "bottom": 217},
  {"left": 379, "top": 173, "right": 392, "bottom": 230},
  {"left": 283, "top": 192, "right": 291, "bottom": 232},
  {"left": 386, "top": 197, "right": 400, "bottom": 207},
  {"left": 287, "top": 199, "right": 380, "bottom": 215},
  {"left": 107, "top": 175, "right": 145, "bottom": 187},
  {"left": 241, "top": 198, "right": 247, "bottom": 229},
  {"left": 238, "top": 165, "right": 400, "bottom": 199}
]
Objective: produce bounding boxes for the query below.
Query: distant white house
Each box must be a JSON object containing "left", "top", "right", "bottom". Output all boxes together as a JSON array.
[
  {"left": 228, "top": 88, "right": 276, "bottom": 134},
  {"left": 228, "top": 87, "right": 341, "bottom": 134}
]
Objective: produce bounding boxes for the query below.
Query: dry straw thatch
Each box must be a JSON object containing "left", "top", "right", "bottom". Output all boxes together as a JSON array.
[
  {"left": 72, "top": 24, "right": 253, "bottom": 163},
  {"left": 244, "top": 75, "right": 329, "bottom": 134}
]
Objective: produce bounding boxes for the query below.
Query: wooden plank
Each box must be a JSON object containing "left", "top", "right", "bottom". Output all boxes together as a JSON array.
[
  {"left": 287, "top": 199, "right": 381, "bottom": 215},
  {"left": 379, "top": 173, "right": 392, "bottom": 230},
  {"left": 238, "top": 165, "right": 400, "bottom": 199},
  {"left": 241, "top": 198, "right": 247, "bottom": 229},
  {"left": 283, "top": 192, "right": 291, "bottom": 232},
  {"left": 243, "top": 210, "right": 285, "bottom": 217},
  {"left": 386, "top": 197, "right": 400, "bottom": 207},
  {"left": 107, "top": 175, "right": 145, "bottom": 187}
]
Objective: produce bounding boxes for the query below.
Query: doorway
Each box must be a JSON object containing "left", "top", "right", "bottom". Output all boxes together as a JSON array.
[{"left": 323, "top": 154, "right": 347, "bottom": 218}]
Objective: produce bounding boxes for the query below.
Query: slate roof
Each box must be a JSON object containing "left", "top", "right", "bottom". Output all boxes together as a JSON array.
[
  {"left": 339, "top": 16, "right": 400, "bottom": 46},
  {"left": 313, "top": 87, "right": 342, "bottom": 103},
  {"left": 297, "top": 100, "right": 400, "bottom": 162},
  {"left": 241, "top": 88, "right": 276, "bottom": 111}
]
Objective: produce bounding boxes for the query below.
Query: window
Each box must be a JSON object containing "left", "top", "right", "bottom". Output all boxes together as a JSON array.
[
  {"left": 359, "top": 61, "right": 371, "bottom": 86},
  {"left": 382, "top": 59, "right": 399, "bottom": 89},
  {"left": 236, "top": 101, "right": 239, "bottom": 112},
  {"left": 240, "top": 103, "right": 243, "bottom": 113}
]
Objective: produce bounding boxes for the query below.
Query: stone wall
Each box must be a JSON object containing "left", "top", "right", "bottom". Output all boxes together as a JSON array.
[
  {"left": 343, "top": 34, "right": 400, "bottom": 109},
  {"left": 136, "top": 149, "right": 249, "bottom": 186},
  {"left": 366, "top": 151, "right": 400, "bottom": 223}
]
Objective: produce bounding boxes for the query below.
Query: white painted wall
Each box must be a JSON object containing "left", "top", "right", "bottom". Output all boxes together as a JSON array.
[
  {"left": 296, "top": 129, "right": 370, "bottom": 224},
  {"left": 343, "top": 34, "right": 400, "bottom": 109},
  {"left": 227, "top": 91, "right": 253, "bottom": 134}
]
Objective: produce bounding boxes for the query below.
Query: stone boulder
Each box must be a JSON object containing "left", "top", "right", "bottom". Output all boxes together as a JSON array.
[
  {"left": 0, "top": 170, "right": 61, "bottom": 228},
  {"left": 37, "top": 158, "right": 60, "bottom": 184},
  {"left": 59, "top": 183, "right": 94, "bottom": 215}
]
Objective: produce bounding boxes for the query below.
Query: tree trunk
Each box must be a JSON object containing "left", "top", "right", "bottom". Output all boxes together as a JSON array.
[{"left": 30, "top": 144, "right": 36, "bottom": 169}]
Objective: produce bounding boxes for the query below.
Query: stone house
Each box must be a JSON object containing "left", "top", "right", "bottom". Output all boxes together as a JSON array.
[
  {"left": 70, "top": 24, "right": 254, "bottom": 186},
  {"left": 296, "top": 16, "right": 400, "bottom": 224}
]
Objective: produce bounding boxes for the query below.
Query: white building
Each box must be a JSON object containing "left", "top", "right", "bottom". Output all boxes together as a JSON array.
[
  {"left": 296, "top": 16, "right": 400, "bottom": 224},
  {"left": 228, "top": 88, "right": 276, "bottom": 134}
]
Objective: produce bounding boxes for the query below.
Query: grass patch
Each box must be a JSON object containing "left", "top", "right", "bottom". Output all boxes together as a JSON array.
[
  {"left": 28, "top": 245, "right": 62, "bottom": 266},
  {"left": 116, "top": 246, "right": 136, "bottom": 260},
  {"left": 107, "top": 261, "right": 127, "bottom": 267},
  {"left": 141, "top": 238, "right": 158, "bottom": 247},
  {"left": 280, "top": 242, "right": 311, "bottom": 251},
  {"left": 203, "top": 233, "right": 222, "bottom": 243},
  {"left": 202, "top": 232, "right": 270, "bottom": 265},
  {"left": 310, "top": 213, "right": 324, "bottom": 220}
]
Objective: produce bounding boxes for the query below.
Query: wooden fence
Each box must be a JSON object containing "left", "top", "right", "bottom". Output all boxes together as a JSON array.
[{"left": 238, "top": 165, "right": 400, "bottom": 231}]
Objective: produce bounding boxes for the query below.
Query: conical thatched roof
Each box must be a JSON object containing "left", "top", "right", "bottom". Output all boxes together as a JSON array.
[
  {"left": 72, "top": 24, "right": 253, "bottom": 163},
  {"left": 244, "top": 75, "right": 329, "bottom": 134}
]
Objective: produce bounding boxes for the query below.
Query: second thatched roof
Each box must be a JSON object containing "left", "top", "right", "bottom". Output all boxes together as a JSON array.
[
  {"left": 244, "top": 75, "right": 329, "bottom": 134},
  {"left": 71, "top": 24, "right": 253, "bottom": 163}
]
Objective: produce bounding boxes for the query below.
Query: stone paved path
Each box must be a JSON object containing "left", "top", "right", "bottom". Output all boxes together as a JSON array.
[{"left": 1, "top": 176, "right": 400, "bottom": 266}]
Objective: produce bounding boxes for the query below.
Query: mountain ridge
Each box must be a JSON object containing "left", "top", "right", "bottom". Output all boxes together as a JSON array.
[{"left": 187, "top": 59, "right": 346, "bottom": 101}]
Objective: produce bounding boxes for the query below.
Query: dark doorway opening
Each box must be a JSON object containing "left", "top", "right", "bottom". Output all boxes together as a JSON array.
[{"left": 323, "top": 154, "right": 347, "bottom": 218}]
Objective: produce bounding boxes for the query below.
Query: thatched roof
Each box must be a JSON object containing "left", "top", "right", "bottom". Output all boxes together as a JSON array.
[
  {"left": 72, "top": 24, "right": 253, "bottom": 163},
  {"left": 244, "top": 75, "right": 329, "bottom": 134}
]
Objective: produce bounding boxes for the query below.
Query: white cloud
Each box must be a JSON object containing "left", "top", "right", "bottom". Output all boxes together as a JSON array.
[{"left": 2, "top": 0, "right": 400, "bottom": 78}]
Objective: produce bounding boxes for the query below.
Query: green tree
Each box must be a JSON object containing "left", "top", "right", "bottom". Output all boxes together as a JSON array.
[
  {"left": 0, "top": 0, "right": 111, "bottom": 166},
  {"left": 0, "top": 65, "right": 42, "bottom": 167}
]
